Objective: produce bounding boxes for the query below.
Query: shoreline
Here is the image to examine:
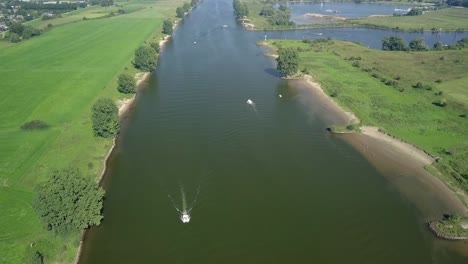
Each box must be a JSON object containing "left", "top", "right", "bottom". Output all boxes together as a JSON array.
[
  {"left": 296, "top": 73, "right": 468, "bottom": 220},
  {"left": 72, "top": 71, "right": 150, "bottom": 264},
  {"left": 73, "top": 12, "right": 179, "bottom": 263}
]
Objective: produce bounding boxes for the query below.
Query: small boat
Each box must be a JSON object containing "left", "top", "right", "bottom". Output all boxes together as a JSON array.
[
  {"left": 181, "top": 212, "right": 190, "bottom": 223},
  {"left": 246, "top": 99, "right": 254, "bottom": 105},
  {"left": 222, "top": 25, "right": 228, "bottom": 28}
]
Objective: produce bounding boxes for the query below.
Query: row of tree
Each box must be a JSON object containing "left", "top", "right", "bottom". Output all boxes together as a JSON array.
[
  {"left": 233, "top": 0, "right": 249, "bottom": 19},
  {"left": 382, "top": 36, "right": 468, "bottom": 51}
]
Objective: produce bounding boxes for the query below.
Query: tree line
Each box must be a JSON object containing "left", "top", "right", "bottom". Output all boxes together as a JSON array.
[{"left": 382, "top": 36, "right": 468, "bottom": 51}]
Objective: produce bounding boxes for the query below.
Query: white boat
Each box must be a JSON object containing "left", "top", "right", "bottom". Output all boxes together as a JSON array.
[
  {"left": 246, "top": 99, "right": 254, "bottom": 105},
  {"left": 181, "top": 212, "right": 191, "bottom": 223},
  {"left": 222, "top": 25, "right": 228, "bottom": 28}
]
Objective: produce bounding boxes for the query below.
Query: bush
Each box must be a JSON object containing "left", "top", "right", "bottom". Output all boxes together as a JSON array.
[
  {"left": 434, "top": 98, "right": 448, "bottom": 107},
  {"left": 150, "top": 42, "right": 160, "bottom": 53},
  {"left": 176, "top": 7, "right": 185, "bottom": 18},
  {"left": 134, "top": 46, "right": 158, "bottom": 72},
  {"left": 414, "top": 82, "right": 424, "bottom": 89},
  {"left": 117, "top": 73, "right": 136, "bottom": 94},
  {"left": 33, "top": 167, "right": 104, "bottom": 235},
  {"left": 21, "top": 120, "right": 50, "bottom": 130},
  {"left": 91, "top": 98, "right": 119, "bottom": 138},
  {"left": 29, "top": 251, "right": 44, "bottom": 264},
  {"left": 382, "top": 36, "right": 407, "bottom": 51},
  {"left": 183, "top": 2, "right": 191, "bottom": 12}
]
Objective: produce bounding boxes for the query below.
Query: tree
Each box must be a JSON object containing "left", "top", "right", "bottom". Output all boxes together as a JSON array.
[
  {"left": 162, "top": 19, "right": 173, "bottom": 35},
  {"left": 183, "top": 2, "right": 191, "bottom": 12},
  {"left": 409, "top": 38, "right": 428, "bottom": 51},
  {"left": 190, "top": 0, "right": 199, "bottom": 7},
  {"left": 433, "top": 41, "right": 444, "bottom": 51},
  {"left": 134, "top": 46, "right": 158, "bottom": 72},
  {"left": 176, "top": 6, "right": 185, "bottom": 18},
  {"left": 33, "top": 167, "right": 105, "bottom": 235},
  {"left": 117, "top": 73, "right": 136, "bottom": 94},
  {"left": 9, "top": 22, "right": 24, "bottom": 35},
  {"left": 259, "top": 6, "right": 275, "bottom": 17},
  {"left": 91, "top": 98, "right": 119, "bottom": 138},
  {"left": 150, "top": 42, "right": 160, "bottom": 53},
  {"left": 233, "top": 0, "right": 248, "bottom": 19},
  {"left": 276, "top": 48, "right": 299, "bottom": 77},
  {"left": 405, "top": 8, "right": 423, "bottom": 16},
  {"left": 382, "top": 36, "right": 407, "bottom": 51}
]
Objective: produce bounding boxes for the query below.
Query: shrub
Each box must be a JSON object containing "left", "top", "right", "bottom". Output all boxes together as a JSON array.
[
  {"left": 435, "top": 79, "right": 442, "bottom": 83},
  {"left": 414, "top": 82, "right": 424, "bottom": 89},
  {"left": 434, "top": 98, "right": 448, "bottom": 107},
  {"left": 117, "top": 73, "right": 136, "bottom": 94},
  {"left": 183, "top": 2, "right": 191, "bottom": 12},
  {"left": 382, "top": 35, "right": 407, "bottom": 51},
  {"left": 33, "top": 167, "right": 104, "bottom": 235},
  {"left": 346, "top": 124, "right": 358, "bottom": 131},
  {"left": 21, "top": 120, "right": 50, "bottom": 130},
  {"left": 176, "top": 7, "right": 185, "bottom": 18},
  {"left": 91, "top": 98, "right": 119, "bottom": 138},
  {"left": 150, "top": 42, "right": 160, "bottom": 53},
  {"left": 134, "top": 46, "right": 158, "bottom": 72}
]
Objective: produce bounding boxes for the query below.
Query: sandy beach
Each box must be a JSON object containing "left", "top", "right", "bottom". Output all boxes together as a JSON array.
[{"left": 296, "top": 74, "right": 468, "bottom": 218}]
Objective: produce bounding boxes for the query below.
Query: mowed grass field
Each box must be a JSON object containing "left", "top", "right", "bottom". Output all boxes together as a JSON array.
[
  {"left": 26, "top": 3, "right": 147, "bottom": 30},
  {"left": 0, "top": 1, "right": 182, "bottom": 262},
  {"left": 266, "top": 39, "right": 468, "bottom": 197},
  {"left": 353, "top": 8, "right": 468, "bottom": 31}
]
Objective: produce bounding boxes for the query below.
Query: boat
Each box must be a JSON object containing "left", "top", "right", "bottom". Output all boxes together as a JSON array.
[{"left": 181, "top": 212, "right": 191, "bottom": 223}]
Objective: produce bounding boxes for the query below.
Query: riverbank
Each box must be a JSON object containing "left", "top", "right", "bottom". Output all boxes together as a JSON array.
[
  {"left": 261, "top": 38, "right": 468, "bottom": 231},
  {"left": 0, "top": 1, "right": 185, "bottom": 262}
]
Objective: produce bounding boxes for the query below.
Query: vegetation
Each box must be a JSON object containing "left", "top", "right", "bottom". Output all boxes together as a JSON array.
[
  {"left": 233, "top": 0, "right": 249, "bottom": 19},
  {"left": 117, "top": 73, "right": 136, "bottom": 94},
  {"left": 0, "top": 1, "right": 183, "bottom": 262},
  {"left": 276, "top": 48, "right": 299, "bottom": 77},
  {"left": 176, "top": 6, "right": 185, "bottom": 18},
  {"left": 405, "top": 8, "right": 423, "bottom": 16},
  {"left": 134, "top": 46, "right": 158, "bottom": 72},
  {"left": 33, "top": 167, "right": 104, "bottom": 235},
  {"left": 382, "top": 35, "right": 408, "bottom": 51},
  {"left": 409, "top": 38, "right": 428, "bottom": 51},
  {"left": 163, "top": 19, "right": 174, "bottom": 35},
  {"left": 352, "top": 8, "right": 468, "bottom": 31},
  {"left": 265, "top": 39, "right": 468, "bottom": 196},
  {"left": 20, "top": 120, "right": 50, "bottom": 131},
  {"left": 91, "top": 98, "right": 119, "bottom": 138},
  {"left": 431, "top": 214, "right": 468, "bottom": 238}
]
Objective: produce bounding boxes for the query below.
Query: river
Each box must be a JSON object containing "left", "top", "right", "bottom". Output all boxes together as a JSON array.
[{"left": 79, "top": 0, "right": 468, "bottom": 263}]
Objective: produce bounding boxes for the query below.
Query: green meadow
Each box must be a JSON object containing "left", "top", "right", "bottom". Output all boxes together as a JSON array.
[
  {"left": 0, "top": 1, "right": 182, "bottom": 263},
  {"left": 265, "top": 39, "right": 468, "bottom": 199},
  {"left": 352, "top": 8, "right": 468, "bottom": 31}
]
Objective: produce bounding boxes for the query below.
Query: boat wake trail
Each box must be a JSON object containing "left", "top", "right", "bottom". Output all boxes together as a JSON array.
[{"left": 168, "top": 183, "right": 201, "bottom": 223}]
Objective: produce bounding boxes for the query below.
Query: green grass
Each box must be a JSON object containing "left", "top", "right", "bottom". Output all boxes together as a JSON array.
[
  {"left": 352, "top": 8, "right": 468, "bottom": 31},
  {"left": 265, "top": 39, "right": 468, "bottom": 197},
  {"left": 0, "top": 1, "right": 182, "bottom": 263},
  {"left": 25, "top": 3, "right": 146, "bottom": 30}
]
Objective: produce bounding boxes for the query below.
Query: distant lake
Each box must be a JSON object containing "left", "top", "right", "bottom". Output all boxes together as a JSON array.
[{"left": 282, "top": 2, "right": 416, "bottom": 25}]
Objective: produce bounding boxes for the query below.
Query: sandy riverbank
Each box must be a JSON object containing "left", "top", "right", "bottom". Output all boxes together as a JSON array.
[{"left": 296, "top": 74, "right": 467, "bottom": 218}]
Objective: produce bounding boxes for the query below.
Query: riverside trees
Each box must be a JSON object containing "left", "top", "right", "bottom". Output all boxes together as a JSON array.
[
  {"left": 162, "top": 19, "right": 174, "bottom": 35},
  {"left": 33, "top": 167, "right": 104, "bottom": 235},
  {"left": 91, "top": 98, "right": 119, "bottom": 138},
  {"left": 117, "top": 73, "right": 136, "bottom": 94},
  {"left": 276, "top": 48, "right": 299, "bottom": 77},
  {"left": 233, "top": 0, "right": 249, "bottom": 19},
  {"left": 134, "top": 46, "right": 158, "bottom": 71}
]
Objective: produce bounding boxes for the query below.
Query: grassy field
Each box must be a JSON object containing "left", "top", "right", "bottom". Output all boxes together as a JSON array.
[
  {"left": 264, "top": 39, "right": 468, "bottom": 199},
  {"left": 352, "top": 8, "right": 468, "bottom": 31},
  {"left": 25, "top": 3, "right": 147, "bottom": 30},
  {"left": 242, "top": 0, "right": 468, "bottom": 31},
  {"left": 0, "top": 0, "right": 182, "bottom": 263}
]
